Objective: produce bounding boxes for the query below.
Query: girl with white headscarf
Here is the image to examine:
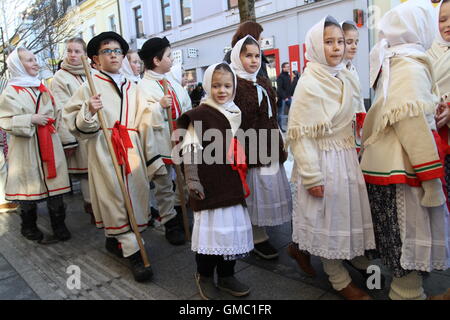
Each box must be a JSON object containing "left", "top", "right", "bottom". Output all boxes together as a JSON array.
[
  {"left": 341, "top": 20, "right": 367, "bottom": 153},
  {"left": 361, "top": 0, "right": 450, "bottom": 300},
  {"left": 120, "top": 50, "right": 142, "bottom": 83},
  {"left": 50, "top": 37, "right": 92, "bottom": 224},
  {"left": 230, "top": 35, "right": 292, "bottom": 261},
  {"left": 287, "top": 16, "right": 375, "bottom": 300},
  {"left": 177, "top": 63, "right": 253, "bottom": 300},
  {"left": 0, "top": 47, "right": 72, "bottom": 242}
]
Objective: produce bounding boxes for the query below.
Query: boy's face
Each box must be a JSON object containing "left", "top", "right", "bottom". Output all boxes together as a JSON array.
[
  {"left": 93, "top": 40, "right": 124, "bottom": 74},
  {"left": 153, "top": 47, "right": 173, "bottom": 74}
]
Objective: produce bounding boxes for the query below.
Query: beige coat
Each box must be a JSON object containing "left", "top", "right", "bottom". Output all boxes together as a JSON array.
[
  {"left": 64, "top": 72, "right": 164, "bottom": 235},
  {"left": 137, "top": 72, "right": 192, "bottom": 163},
  {"left": 51, "top": 68, "right": 89, "bottom": 173},
  {"left": 0, "top": 85, "right": 71, "bottom": 201}
]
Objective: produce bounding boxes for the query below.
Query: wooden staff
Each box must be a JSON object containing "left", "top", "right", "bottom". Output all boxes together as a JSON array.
[
  {"left": 163, "top": 79, "right": 191, "bottom": 241},
  {"left": 81, "top": 56, "right": 150, "bottom": 267}
]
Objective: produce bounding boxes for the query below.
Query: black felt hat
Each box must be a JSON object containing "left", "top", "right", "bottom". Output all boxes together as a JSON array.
[
  {"left": 87, "top": 32, "right": 129, "bottom": 59},
  {"left": 138, "top": 37, "right": 170, "bottom": 61}
]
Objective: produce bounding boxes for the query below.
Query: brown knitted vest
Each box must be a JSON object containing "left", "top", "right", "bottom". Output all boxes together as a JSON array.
[
  {"left": 177, "top": 104, "right": 247, "bottom": 212},
  {"left": 234, "top": 76, "right": 287, "bottom": 168}
]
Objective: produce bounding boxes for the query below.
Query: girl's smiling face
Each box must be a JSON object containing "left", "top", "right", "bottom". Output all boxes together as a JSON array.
[
  {"left": 344, "top": 29, "right": 359, "bottom": 61},
  {"left": 19, "top": 49, "right": 40, "bottom": 77},
  {"left": 211, "top": 69, "right": 234, "bottom": 105}
]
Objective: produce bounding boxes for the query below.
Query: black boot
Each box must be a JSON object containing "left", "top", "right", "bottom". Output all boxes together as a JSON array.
[
  {"left": 105, "top": 237, "right": 123, "bottom": 258},
  {"left": 48, "top": 201, "right": 71, "bottom": 241},
  {"left": 164, "top": 206, "right": 185, "bottom": 246},
  {"left": 20, "top": 204, "right": 44, "bottom": 241},
  {"left": 127, "top": 251, "right": 153, "bottom": 282}
]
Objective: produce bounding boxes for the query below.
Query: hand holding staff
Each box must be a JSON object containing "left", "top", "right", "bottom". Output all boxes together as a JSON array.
[
  {"left": 163, "top": 79, "right": 191, "bottom": 241},
  {"left": 81, "top": 56, "right": 150, "bottom": 267}
]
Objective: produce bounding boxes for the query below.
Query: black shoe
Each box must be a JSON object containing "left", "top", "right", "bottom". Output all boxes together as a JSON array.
[
  {"left": 195, "top": 273, "right": 219, "bottom": 300},
  {"left": 20, "top": 206, "right": 44, "bottom": 241},
  {"left": 343, "top": 260, "right": 386, "bottom": 290},
  {"left": 253, "top": 240, "right": 279, "bottom": 260},
  {"left": 164, "top": 207, "right": 185, "bottom": 246},
  {"left": 105, "top": 237, "right": 123, "bottom": 258},
  {"left": 48, "top": 205, "right": 71, "bottom": 241},
  {"left": 217, "top": 276, "right": 250, "bottom": 297},
  {"left": 127, "top": 251, "right": 153, "bottom": 282}
]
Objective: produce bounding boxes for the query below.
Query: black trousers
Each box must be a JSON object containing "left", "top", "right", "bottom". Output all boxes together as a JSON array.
[
  {"left": 196, "top": 253, "right": 236, "bottom": 278},
  {"left": 20, "top": 197, "right": 65, "bottom": 214}
]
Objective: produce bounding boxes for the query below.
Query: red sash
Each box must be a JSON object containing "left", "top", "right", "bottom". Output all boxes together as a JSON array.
[
  {"left": 111, "top": 121, "right": 134, "bottom": 175},
  {"left": 227, "top": 137, "right": 250, "bottom": 198},
  {"left": 38, "top": 119, "right": 57, "bottom": 179},
  {"left": 158, "top": 80, "right": 181, "bottom": 130}
]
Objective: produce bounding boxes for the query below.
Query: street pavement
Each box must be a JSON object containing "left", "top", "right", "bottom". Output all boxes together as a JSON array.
[{"left": 0, "top": 156, "right": 449, "bottom": 300}]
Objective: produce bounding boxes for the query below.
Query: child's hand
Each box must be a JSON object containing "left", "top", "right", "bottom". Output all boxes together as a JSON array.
[
  {"left": 189, "top": 187, "right": 205, "bottom": 201},
  {"left": 160, "top": 95, "right": 173, "bottom": 109},
  {"left": 88, "top": 94, "right": 103, "bottom": 115},
  {"left": 436, "top": 102, "right": 450, "bottom": 129},
  {"left": 308, "top": 186, "right": 324, "bottom": 198},
  {"left": 31, "top": 114, "right": 49, "bottom": 126}
]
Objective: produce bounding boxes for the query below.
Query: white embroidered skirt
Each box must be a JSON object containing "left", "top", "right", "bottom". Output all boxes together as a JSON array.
[
  {"left": 396, "top": 184, "right": 449, "bottom": 272},
  {"left": 291, "top": 148, "right": 376, "bottom": 260},
  {"left": 246, "top": 163, "right": 293, "bottom": 227},
  {"left": 191, "top": 204, "right": 254, "bottom": 260}
]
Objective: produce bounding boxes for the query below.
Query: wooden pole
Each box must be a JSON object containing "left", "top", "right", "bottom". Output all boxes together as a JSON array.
[
  {"left": 163, "top": 79, "right": 191, "bottom": 241},
  {"left": 81, "top": 56, "right": 150, "bottom": 267}
]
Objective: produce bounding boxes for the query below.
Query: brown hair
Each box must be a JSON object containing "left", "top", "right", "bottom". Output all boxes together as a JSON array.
[
  {"left": 231, "top": 21, "right": 264, "bottom": 47},
  {"left": 66, "top": 37, "right": 87, "bottom": 53}
]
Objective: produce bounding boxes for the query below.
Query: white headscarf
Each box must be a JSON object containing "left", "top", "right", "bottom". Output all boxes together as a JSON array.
[
  {"left": 305, "top": 16, "right": 345, "bottom": 75},
  {"left": 167, "top": 63, "right": 183, "bottom": 85},
  {"left": 230, "top": 35, "right": 261, "bottom": 82},
  {"left": 369, "top": 0, "right": 437, "bottom": 101},
  {"left": 6, "top": 47, "right": 41, "bottom": 87},
  {"left": 120, "top": 56, "right": 140, "bottom": 83},
  {"left": 202, "top": 63, "right": 240, "bottom": 116},
  {"left": 436, "top": 0, "right": 450, "bottom": 47},
  {"left": 230, "top": 35, "right": 273, "bottom": 118}
]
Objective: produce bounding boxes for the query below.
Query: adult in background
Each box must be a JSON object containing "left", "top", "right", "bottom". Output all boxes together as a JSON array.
[{"left": 276, "top": 62, "right": 292, "bottom": 131}]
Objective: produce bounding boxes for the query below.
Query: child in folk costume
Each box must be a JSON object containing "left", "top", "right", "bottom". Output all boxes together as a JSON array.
[
  {"left": 341, "top": 21, "right": 367, "bottom": 154},
  {"left": 230, "top": 36, "right": 292, "bottom": 260},
  {"left": 64, "top": 32, "right": 164, "bottom": 282},
  {"left": 177, "top": 63, "right": 253, "bottom": 300},
  {"left": 429, "top": 0, "right": 450, "bottom": 207},
  {"left": 137, "top": 37, "right": 192, "bottom": 246},
  {"left": 361, "top": 0, "right": 449, "bottom": 300},
  {"left": 0, "top": 47, "right": 72, "bottom": 242},
  {"left": 50, "top": 38, "right": 93, "bottom": 224},
  {"left": 120, "top": 50, "right": 142, "bottom": 83},
  {"left": 287, "top": 16, "right": 375, "bottom": 300}
]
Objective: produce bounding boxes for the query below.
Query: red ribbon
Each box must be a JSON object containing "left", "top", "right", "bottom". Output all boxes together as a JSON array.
[
  {"left": 111, "top": 121, "right": 134, "bottom": 175},
  {"left": 227, "top": 137, "right": 250, "bottom": 198},
  {"left": 38, "top": 118, "right": 57, "bottom": 179}
]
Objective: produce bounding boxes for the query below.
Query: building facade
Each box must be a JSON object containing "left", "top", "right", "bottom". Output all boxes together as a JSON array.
[{"left": 119, "top": 0, "right": 371, "bottom": 100}]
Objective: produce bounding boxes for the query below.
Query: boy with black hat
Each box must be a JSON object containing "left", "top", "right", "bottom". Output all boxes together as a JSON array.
[
  {"left": 137, "top": 37, "right": 192, "bottom": 246},
  {"left": 64, "top": 32, "right": 166, "bottom": 282}
]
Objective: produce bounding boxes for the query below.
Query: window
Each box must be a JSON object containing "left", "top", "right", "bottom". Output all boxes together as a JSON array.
[
  {"left": 134, "top": 6, "right": 144, "bottom": 38},
  {"left": 109, "top": 15, "right": 117, "bottom": 33},
  {"left": 228, "top": 0, "right": 238, "bottom": 9},
  {"left": 180, "top": 0, "right": 192, "bottom": 24},
  {"left": 161, "top": 0, "right": 172, "bottom": 30},
  {"left": 89, "top": 25, "right": 95, "bottom": 38}
]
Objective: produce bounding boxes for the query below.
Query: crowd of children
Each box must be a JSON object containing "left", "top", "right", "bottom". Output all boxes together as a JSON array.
[{"left": 0, "top": 0, "right": 449, "bottom": 300}]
